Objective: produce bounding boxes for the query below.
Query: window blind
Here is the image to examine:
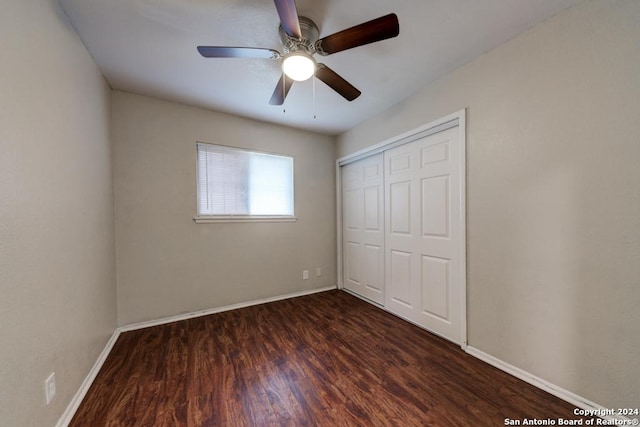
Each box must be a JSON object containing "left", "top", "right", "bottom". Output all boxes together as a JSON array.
[{"left": 197, "top": 143, "right": 294, "bottom": 217}]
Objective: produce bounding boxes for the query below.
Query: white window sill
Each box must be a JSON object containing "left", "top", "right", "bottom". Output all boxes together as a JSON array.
[{"left": 194, "top": 216, "right": 298, "bottom": 224}]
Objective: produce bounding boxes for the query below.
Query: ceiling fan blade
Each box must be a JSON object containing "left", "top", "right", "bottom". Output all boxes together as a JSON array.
[
  {"left": 197, "top": 46, "right": 281, "bottom": 59},
  {"left": 273, "top": 0, "right": 301, "bottom": 39},
  {"left": 315, "top": 63, "right": 361, "bottom": 101},
  {"left": 315, "top": 13, "right": 399, "bottom": 56},
  {"left": 269, "top": 74, "right": 294, "bottom": 105}
]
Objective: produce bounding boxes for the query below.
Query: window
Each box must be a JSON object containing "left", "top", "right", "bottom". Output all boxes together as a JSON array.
[{"left": 195, "top": 142, "right": 295, "bottom": 222}]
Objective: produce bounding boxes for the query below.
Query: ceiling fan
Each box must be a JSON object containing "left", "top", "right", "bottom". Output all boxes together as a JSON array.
[{"left": 197, "top": 0, "right": 399, "bottom": 105}]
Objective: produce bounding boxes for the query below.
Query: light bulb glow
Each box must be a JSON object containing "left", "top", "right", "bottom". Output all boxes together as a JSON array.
[{"left": 282, "top": 52, "right": 316, "bottom": 81}]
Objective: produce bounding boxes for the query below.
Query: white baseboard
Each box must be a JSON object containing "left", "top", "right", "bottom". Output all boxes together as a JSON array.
[
  {"left": 120, "top": 285, "right": 337, "bottom": 332},
  {"left": 56, "top": 328, "right": 121, "bottom": 427},
  {"left": 56, "top": 285, "right": 337, "bottom": 426},
  {"left": 466, "top": 346, "right": 635, "bottom": 423}
]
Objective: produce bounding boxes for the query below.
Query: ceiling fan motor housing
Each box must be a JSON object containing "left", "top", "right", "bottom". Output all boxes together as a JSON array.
[{"left": 279, "top": 16, "right": 319, "bottom": 55}]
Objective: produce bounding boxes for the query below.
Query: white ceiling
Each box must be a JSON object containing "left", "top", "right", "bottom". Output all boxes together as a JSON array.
[{"left": 59, "top": 0, "right": 582, "bottom": 135}]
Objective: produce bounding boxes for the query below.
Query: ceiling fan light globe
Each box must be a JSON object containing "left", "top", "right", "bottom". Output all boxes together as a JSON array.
[{"left": 282, "top": 52, "right": 316, "bottom": 81}]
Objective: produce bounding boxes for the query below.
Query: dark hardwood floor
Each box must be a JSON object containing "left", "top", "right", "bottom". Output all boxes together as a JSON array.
[{"left": 71, "top": 290, "right": 587, "bottom": 426}]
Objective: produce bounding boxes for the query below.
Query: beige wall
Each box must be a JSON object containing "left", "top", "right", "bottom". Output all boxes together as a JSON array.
[
  {"left": 0, "top": 1, "right": 116, "bottom": 426},
  {"left": 338, "top": 0, "right": 639, "bottom": 409},
  {"left": 112, "top": 91, "right": 336, "bottom": 325}
]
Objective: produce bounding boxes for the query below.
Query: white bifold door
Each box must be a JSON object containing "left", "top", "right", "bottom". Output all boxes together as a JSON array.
[
  {"left": 341, "top": 124, "right": 464, "bottom": 345},
  {"left": 341, "top": 154, "right": 385, "bottom": 305}
]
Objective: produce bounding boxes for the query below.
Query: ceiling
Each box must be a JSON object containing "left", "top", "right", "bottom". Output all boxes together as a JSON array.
[{"left": 59, "top": 0, "right": 581, "bottom": 135}]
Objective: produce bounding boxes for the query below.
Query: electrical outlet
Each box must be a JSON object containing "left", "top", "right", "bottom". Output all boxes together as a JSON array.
[
  {"left": 303, "top": 270, "right": 309, "bottom": 280},
  {"left": 316, "top": 267, "right": 322, "bottom": 277},
  {"left": 45, "top": 372, "right": 56, "bottom": 405}
]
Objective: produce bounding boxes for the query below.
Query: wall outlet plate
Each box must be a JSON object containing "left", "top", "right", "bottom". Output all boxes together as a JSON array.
[
  {"left": 303, "top": 270, "right": 309, "bottom": 280},
  {"left": 45, "top": 372, "right": 56, "bottom": 405}
]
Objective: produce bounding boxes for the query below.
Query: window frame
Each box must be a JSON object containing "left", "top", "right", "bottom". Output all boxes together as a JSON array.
[{"left": 194, "top": 142, "right": 297, "bottom": 223}]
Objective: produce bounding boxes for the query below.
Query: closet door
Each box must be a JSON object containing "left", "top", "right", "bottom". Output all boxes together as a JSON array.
[
  {"left": 384, "top": 126, "right": 463, "bottom": 343},
  {"left": 341, "top": 153, "right": 384, "bottom": 304}
]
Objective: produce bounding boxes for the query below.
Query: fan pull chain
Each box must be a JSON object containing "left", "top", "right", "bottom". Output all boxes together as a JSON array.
[
  {"left": 312, "top": 74, "right": 317, "bottom": 119},
  {"left": 282, "top": 73, "right": 286, "bottom": 114}
]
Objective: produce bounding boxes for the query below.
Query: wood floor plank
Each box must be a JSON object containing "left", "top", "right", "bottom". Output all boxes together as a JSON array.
[{"left": 71, "top": 290, "right": 591, "bottom": 426}]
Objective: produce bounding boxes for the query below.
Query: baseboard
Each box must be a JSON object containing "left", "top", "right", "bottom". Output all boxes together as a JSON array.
[
  {"left": 466, "top": 346, "right": 634, "bottom": 423},
  {"left": 56, "top": 328, "right": 121, "bottom": 427},
  {"left": 120, "top": 285, "right": 337, "bottom": 332}
]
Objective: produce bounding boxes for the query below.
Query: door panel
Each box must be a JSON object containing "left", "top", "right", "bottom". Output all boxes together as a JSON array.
[
  {"left": 389, "top": 152, "right": 412, "bottom": 174},
  {"left": 421, "top": 141, "right": 449, "bottom": 166},
  {"left": 389, "top": 250, "right": 413, "bottom": 308},
  {"left": 421, "top": 255, "right": 450, "bottom": 320},
  {"left": 385, "top": 125, "right": 462, "bottom": 343},
  {"left": 421, "top": 175, "right": 449, "bottom": 237},
  {"left": 345, "top": 241, "right": 361, "bottom": 285},
  {"left": 364, "top": 186, "right": 381, "bottom": 231},
  {"left": 341, "top": 153, "right": 384, "bottom": 304},
  {"left": 390, "top": 181, "right": 412, "bottom": 235},
  {"left": 364, "top": 244, "right": 383, "bottom": 292}
]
